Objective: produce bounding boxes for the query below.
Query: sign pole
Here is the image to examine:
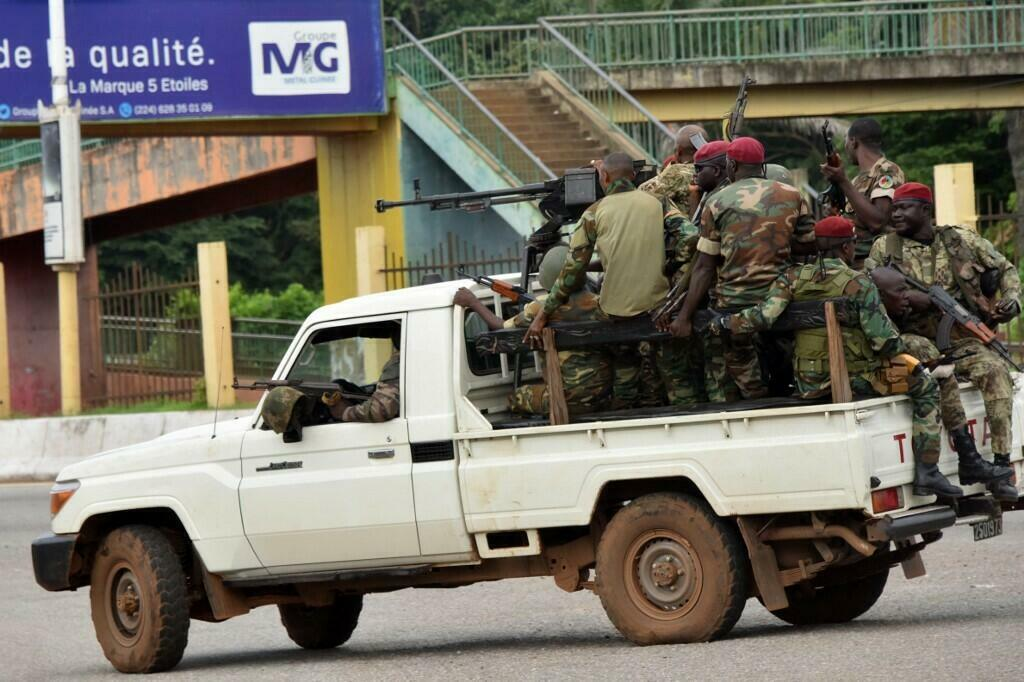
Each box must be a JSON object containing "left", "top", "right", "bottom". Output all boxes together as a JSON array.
[{"left": 43, "top": 0, "right": 84, "bottom": 415}]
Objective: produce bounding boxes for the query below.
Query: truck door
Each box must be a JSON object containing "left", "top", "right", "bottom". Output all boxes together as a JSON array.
[{"left": 239, "top": 315, "right": 421, "bottom": 572}]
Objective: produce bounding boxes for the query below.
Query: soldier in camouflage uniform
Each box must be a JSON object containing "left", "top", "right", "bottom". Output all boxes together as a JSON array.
[
  {"left": 819, "top": 117, "right": 905, "bottom": 267},
  {"left": 639, "top": 124, "right": 708, "bottom": 216},
  {"left": 870, "top": 269, "right": 1013, "bottom": 496},
  {"left": 866, "top": 183, "right": 1019, "bottom": 499},
  {"left": 710, "top": 216, "right": 961, "bottom": 496},
  {"left": 454, "top": 246, "right": 613, "bottom": 417},
  {"left": 336, "top": 346, "right": 401, "bottom": 423},
  {"left": 670, "top": 137, "right": 815, "bottom": 402}
]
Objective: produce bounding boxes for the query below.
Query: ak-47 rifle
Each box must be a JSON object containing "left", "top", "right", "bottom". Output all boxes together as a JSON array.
[
  {"left": 897, "top": 270, "right": 1022, "bottom": 372},
  {"left": 723, "top": 75, "right": 755, "bottom": 142},
  {"left": 377, "top": 162, "right": 657, "bottom": 301},
  {"left": 232, "top": 377, "right": 370, "bottom": 402},
  {"left": 456, "top": 267, "right": 535, "bottom": 304},
  {"left": 820, "top": 122, "right": 846, "bottom": 213}
]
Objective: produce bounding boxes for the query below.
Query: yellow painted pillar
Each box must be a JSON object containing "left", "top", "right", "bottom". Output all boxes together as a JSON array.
[
  {"left": 197, "top": 241, "right": 236, "bottom": 408},
  {"left": 934, "top": 162, "right": 977, "bottom": 230},
  {"left": 355, "top": 225, "right": 391, "bottom": 377},
  {"left": 0, "top": 263, "right": 9, "bottom": 418},
  {"left": 317, "top": 106, "right": 404, "bottom": 303},
  {"left": 55, "top": 265, "right": 82, "bottom": 415}
]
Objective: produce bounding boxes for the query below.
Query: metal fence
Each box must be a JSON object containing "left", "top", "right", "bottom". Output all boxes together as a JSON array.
[
  {"left": 548, "top": 0, "right": 1024, "bottom": 67},
  {"left": 86, "top": 264, "right": 202, "bottom": 408},
  {"left": 381, "top": 232, "right": 524, "bottom": 291},
  {"left": 977, "top": 195, "right": 1024, "bottom": 361},
  {"left": 0, "top": 138, "right": 110, "bottom": 172},
  {"left": 232, "top": 318, "right": 302, "bottom": 378}
]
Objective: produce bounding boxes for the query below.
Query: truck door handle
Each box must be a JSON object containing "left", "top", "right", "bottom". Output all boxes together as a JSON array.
[{"left": 368, "top": 449, "right": 395, "bottom": 459}]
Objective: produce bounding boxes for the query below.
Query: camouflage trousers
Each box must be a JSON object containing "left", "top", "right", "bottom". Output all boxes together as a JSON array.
[
  {"left": 850, "top": 367, "right": 942, "bottom": 465},
  {"left": 703, "top": 333, "right": 769, "bottom": 403},
  {"left": 901, "top": 334, "right": 968, "bottom": 433},
  {"left": 508, "top": 348, "right": 613, "bottom": 417},
  {"left": 608, "top": 339, "right": 705, "bottom": 409}
]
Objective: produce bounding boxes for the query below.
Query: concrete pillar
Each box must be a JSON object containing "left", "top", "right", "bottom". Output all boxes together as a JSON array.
[
  {"left": 355, "top": 224, "right": 392, "bottom": 378},
  {"left": 197, "top": 241, "right": 236, "bottom": 409},
  {"left": 934, "top": 162, "right": 977, "bottom": 230},
  {"left": 317, "top": 107, "right": 405, "bottom": 304},
  {"left": 55, "top": 265, "right": 82, "bottom": 415},
  {"left": 0, "top": 263, "right": 9, "bottom": 419}
]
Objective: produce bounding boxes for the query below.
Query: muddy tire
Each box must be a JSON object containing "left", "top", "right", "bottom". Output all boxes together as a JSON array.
[
  {"left": 279, "top": 595, "right": 363, "bottom": 649},
  {"left": 595, "top": 493, "right": 748, "bottom": 645},
  {"left": 769, "top": 568, "right": 889, "bottom": 626},
  {"left": 90, "top": 525, "right": 190, "bottom": 673}
]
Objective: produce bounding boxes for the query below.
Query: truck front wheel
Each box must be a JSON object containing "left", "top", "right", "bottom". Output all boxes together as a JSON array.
[
  {"left": 89, "top": 525, "right": 190, "bottom": 673},
  {"left": 596, "top": 492, "right": 748, "bottom": 645},
  {"left": 769, "top": 568, "right": 889, "bottom": 626},
  {"left": 279, "top": 594, "right": 363, "bottom": 649}
]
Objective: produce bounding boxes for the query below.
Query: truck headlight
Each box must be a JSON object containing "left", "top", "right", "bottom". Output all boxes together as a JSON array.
[{"left": 49, "top": 480, "right": 80, "bottom": 518}]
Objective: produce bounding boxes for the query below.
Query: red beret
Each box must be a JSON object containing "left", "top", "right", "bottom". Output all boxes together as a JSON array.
[
  {"left": 893, "top": 182, "right": 933, "bottom": 204},
  {"left": 726, "top": 137, "right": 765, "bottom": 164},
  {"left": 694, "top": 140, "right": 729, "bottom": 163},
  {"left": 814, "top": 216, "right": 856, "bottom": 239}
]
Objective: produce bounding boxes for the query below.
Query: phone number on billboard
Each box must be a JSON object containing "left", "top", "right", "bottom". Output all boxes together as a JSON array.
[{"left": 136, "top": 103, "right": 215, "bottom": 115}]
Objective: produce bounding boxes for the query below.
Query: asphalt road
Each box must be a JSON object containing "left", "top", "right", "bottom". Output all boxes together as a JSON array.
[{"left": 3, "top": 482, "right": 1024, "bottom": 681}]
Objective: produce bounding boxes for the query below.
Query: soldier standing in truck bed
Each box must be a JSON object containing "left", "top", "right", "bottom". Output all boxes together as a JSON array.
[
  {"left": 819, "top": 117, "right": 905, "bottom": 268},
  {"left": 670, "top": 136, "right": 814, "bottom": 402},
  {"left": 866, "top": 182, "right": 1021, "bottom": 499},
  {"left": 639, "top": 124, "right": 709, "bottom": 216}
]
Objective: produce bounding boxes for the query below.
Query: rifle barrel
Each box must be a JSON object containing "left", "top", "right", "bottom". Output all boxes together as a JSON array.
[{"left": 376, "top": 183, "right": 550, "bottom": 213}]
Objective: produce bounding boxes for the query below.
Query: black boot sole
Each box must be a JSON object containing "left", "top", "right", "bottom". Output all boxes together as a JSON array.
[{"left": 959, "top": 469, "right": 1014, "bottom": 485}]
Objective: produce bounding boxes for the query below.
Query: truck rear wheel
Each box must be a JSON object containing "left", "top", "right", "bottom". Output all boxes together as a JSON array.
[
  {"left": 279, "top": 595, "right": 363, "bottom": 649},
  {"left": 89, "top": 525, "right": 190, "bottom": 673},
  {"left": 769, "top": 568, "right": 889, "bottom": 626},
  {"left": 595, "top": 493, "right": 748, "bottom": 645}
]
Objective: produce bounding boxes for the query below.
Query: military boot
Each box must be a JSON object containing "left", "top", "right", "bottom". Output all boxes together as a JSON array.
[
  {"left": 913, "top": 461, "right": 964, "bottom": 498},
  {"left": 994, "top": 453, "right": 1011, "bottom": 468},
  {"left": 953, "top": 427, "right": 1013, "bottom": 484},
  {"left": 988, "top": 478, "right": 1019, "bottom": 502}
]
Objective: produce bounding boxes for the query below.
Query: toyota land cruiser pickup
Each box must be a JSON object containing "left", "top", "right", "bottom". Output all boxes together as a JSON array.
[{"left": 31, "top": 278, "right": 1023, "bottom": 673}]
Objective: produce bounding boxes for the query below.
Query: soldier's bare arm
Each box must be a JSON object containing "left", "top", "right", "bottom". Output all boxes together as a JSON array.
[
  {"left": 453, "top": 287, "right": 505, "bottom": 331},
  {"left": 821, "top": 159, "right": 892, "bottom": 233}
]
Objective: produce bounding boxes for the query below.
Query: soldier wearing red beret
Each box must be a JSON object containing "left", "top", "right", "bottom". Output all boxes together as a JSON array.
[
  {"left": 707, "top": 214, "right": 965, "bottom": 497},
  {"left": 670, "top": 136, "right": 815, "bottom": 403},
  {"left": 865, "top": 182, "right": 1021, "bottom": 501},
  {"left": 819, "top": 117, "right": 906, "bottom": 268}
]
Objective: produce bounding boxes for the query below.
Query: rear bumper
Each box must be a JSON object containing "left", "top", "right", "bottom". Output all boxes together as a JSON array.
[
  {"left": 871, "top": 505, "right": 957, "bottom": 541},
  {"left": 31, "top": 533, "right": 78, "bottom": 592}
]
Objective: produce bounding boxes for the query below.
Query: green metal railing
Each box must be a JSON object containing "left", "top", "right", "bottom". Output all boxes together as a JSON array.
[
  {"left": 385, "top": 18, "right": 553, "bottom": 184},
  {"left": 0, "top": 138, "right": 108, "bottom": 172},
  {"left": 407, "top": 22, "right": 673, "bottom": 163},
  {"left": 547, "top": 0, "right": 1024, "bottom": 67},
  {"left": 537, "top": 19, "right": 673, "bottom": 163}
]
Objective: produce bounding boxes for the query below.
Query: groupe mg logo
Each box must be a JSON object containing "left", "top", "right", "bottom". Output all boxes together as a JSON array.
[{"left": 248, "top": 21, "right": 351, "bottom": 96}]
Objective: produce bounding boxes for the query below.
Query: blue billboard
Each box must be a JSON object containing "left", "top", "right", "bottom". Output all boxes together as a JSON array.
[{"left": 0, "top": 0, "right": 386, "bottom": 123}]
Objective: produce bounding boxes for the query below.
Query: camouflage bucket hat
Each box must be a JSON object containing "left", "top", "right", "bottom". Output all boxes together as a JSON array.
[
  {"left": 538, "top": 244, "right": 570, "bottom": 291},
  {"left": 261, "top": 386, "right": 310, "bottom": 439},
  {"left": 765, "top": 164, "right": 794, "bottom": 186}
]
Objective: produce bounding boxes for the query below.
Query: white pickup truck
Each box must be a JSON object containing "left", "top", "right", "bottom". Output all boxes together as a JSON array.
[{"left": 32, "top": 278, "right": 1023, "bottom": 673}]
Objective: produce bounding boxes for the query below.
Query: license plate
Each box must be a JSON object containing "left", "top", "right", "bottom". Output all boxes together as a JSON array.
[{"left": 972, "top": 517, "right": 1003, "bottom": 542}]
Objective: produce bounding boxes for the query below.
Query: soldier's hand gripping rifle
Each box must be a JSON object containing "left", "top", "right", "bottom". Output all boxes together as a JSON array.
[
  {"left": 456, "top": 268, "right": 535, "bottom": 304},
  {"left": 820, "top": 122, "right": 846, "bottom": 213},
  {"left": 722, "top": 75, "right": 755, "bottom": 142},
  {"left": 898, "top": 270, "right": 1022, "bottom": 372}
]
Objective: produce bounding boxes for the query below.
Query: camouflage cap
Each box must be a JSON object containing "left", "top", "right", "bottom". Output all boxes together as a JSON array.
[
  {"left": 261, "top": 386, "right": 311, "bottom": 441},
  {"left": 539, "top": 243, "right": 570, "bottom": 291},
  {"left": 764, "top": 163, "right": 794, "bottom": 185}
]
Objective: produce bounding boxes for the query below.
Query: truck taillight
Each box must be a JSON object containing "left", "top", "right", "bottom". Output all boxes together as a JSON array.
[{"left": 872, "top": 486, "right": 902, "bottom": 514}]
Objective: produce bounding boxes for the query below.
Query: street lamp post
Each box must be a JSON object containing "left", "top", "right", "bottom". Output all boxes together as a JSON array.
[{"left": 39, "top": 0, "right": 84, "bottom": 415}]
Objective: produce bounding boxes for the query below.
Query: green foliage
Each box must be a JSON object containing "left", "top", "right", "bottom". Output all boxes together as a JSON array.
[
  {"left": 99, "top": 194, "right": 322, "bottom": 293},
  {"left": 229, "top": 283, "right": 323, "bottom": 321}
]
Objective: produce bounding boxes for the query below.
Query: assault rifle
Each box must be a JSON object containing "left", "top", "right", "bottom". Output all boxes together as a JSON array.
[
  {"left": 456, "top": 267, "right": 535, "bottom": 304},
  {"left": 723, "top": 75, "right": 755, "bottom": 141},
  {"left": 898, "top": 271, "right": 1022, "bottom": 372},
  {"left": 377, "top": 162, "right": 657, "bottom": 301},
  {"left": 820, "top": 122, "right": 846, "bottom": 213},
  {"left": 232, "top": 377, "right": 370, "bottom": 402}
]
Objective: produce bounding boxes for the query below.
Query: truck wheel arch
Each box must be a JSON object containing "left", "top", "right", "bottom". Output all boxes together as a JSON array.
[{"left": 592, "top": 476, "right": 721, "bottom": 521}]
